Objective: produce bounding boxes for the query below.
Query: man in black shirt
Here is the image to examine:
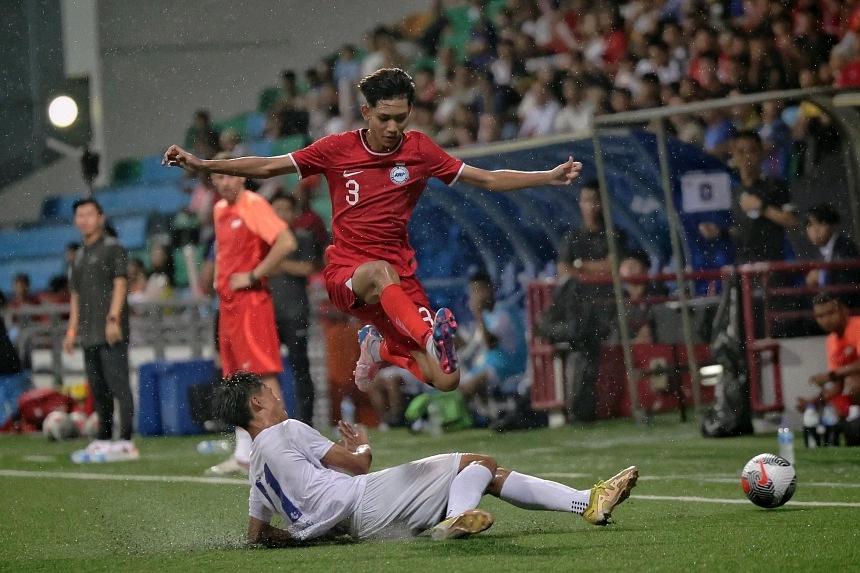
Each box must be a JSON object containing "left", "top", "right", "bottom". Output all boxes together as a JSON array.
[
  {"left": 555, "top": 182, "right": 626, "bottom": 422},
  {"left": 729, "top": 131, "right": 799, "bottom": 264},
  {"left": 64, "top": 199, "right": 137, "bottom": 463},
  {"left": 269, "top": 193, "right": 323, "bottom": 425}
]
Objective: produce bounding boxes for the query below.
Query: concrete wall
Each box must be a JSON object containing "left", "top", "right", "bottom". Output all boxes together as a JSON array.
[
  {"left": 775, "top": 336, "right": 829, "bottom": 431},
  {"left": 96, "top": 0, "right": 429, "bottom": 169}
]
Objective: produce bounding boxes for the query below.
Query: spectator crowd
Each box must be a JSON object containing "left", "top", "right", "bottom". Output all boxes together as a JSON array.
[{"left": 4, "top": 0, "right": 860, "bottom": 433}]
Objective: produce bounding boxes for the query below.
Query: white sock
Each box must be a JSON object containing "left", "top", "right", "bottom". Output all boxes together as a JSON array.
[
  {"left": 445, "top": 463, "right": 493, "bottom": 518},
  {"left": 234, "top": 427, "right": 252, "bottom": 464},
  {"left": 499, "top": 471, "right": 591, "bottom": 515}
]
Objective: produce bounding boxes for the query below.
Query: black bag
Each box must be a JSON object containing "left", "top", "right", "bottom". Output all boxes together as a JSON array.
[
  {"left": 702, "top": 277, "right": 754, "bottom": 438},
  {"left": 536, "top": 278, "right": 607, "bottom": 351}
]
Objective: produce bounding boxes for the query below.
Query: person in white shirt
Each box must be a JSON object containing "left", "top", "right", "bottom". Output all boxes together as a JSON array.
[{"left": 213, "top": 372, "right": 639, "bottom": 545}]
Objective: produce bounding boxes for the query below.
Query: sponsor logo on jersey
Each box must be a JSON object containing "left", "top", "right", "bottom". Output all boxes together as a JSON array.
[
  {"left": 389, "top": 165, "right": 410, "bottom": 185},
  {"left": 231, "top": 219, "right": 243, "bottom": 229}
]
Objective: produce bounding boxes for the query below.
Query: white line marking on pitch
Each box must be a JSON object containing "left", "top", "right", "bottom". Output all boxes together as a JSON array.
[
  {"left": 0, "top": 469, "right": 247, "bottom": 485},
  {"left": 636, "top": 495, "right": 860, "bottom": 508},
  {"left": 543, "top": 472, "right": 860, "bottom": 489}
]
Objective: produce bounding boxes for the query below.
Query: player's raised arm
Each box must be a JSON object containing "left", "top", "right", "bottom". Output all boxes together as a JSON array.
[
  {"left": 162, "top": 144, "right": 297, "bottom": 179},
  {"left": 320, "top": 421, "right": 372, "bottom": 475},
  {"left": 457, "top": 156, "right": 583, "bottom": 192}
]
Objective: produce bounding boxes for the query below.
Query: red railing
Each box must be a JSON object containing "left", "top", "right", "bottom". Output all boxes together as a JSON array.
[
  {"left": 527, "top": 259, "right": 860, "bottom": 418},
  {"left": 738, "top": 259, "right": 860, "bottom": 412}
]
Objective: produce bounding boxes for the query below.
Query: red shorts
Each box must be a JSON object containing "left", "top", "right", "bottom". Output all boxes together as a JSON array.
[
  {"left": 324, "top": 262, "right": 434, "bottom": 358},
  {"left": 218, "top": 291, "right": 282, "bottom": 377}
]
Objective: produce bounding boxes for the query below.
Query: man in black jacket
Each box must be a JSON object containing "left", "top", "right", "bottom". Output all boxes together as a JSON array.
[{"left": 804, "top": 204, "right": 860, "bottom": 295}]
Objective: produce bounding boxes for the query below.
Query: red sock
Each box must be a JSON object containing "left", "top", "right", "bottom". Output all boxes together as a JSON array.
[
  {"left": 379, "top": 284, "right": 431, "bottom": 346},
  {"left": 380, "top": 340, "right": 426, "bottom": 382}
]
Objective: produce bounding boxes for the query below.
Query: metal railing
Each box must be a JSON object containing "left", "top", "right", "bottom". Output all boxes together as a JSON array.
[{"left": 527, "top": 259, "right": 860, "bottom": 419}]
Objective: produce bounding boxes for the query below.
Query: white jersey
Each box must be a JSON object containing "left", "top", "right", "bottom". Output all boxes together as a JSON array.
[{"left": 248, "top": 420, "right": 367, "bottom": 541}]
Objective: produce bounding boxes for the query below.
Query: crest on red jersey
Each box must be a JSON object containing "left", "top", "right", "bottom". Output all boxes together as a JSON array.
[{"left": 389, "top": 165, "right": 410, "bottom": 185}]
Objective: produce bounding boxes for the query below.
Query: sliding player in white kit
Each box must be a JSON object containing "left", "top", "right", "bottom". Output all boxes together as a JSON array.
[{"left": 213, "top": 372, "right": 638, "bottom": 544}]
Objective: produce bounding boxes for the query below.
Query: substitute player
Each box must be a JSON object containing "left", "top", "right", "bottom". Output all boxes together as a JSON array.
[
  {"left": 164, "top": 68, "right": 582, "bottom": 394},
  {"left": 207, "top": 154, "right": 297, "bottom": 475},
  {"left": 212, "top": 371, "right": 638, "bottom": 544}
]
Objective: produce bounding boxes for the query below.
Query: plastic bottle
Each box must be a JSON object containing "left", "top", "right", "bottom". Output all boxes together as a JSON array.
[
  {"left": 196, "top": 439, "right": 231, "bottom": 454},
  {"left": 341, "top": 396, "right": 356, "bottom": 426},
  {"left": 821, "top": 404, "right": 840, "bottom": 447},
  {"left": 802, "top": 405, "right": 820, "bottom": 449},
  {"left": 777, "top": 422, "right": 795, "bottom": 465},
  {"left": 426, "top": 401, "right": 443, "bottom": 437}
]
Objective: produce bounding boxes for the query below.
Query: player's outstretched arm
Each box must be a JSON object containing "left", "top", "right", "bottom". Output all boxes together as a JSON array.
[
  {"left": 162, "top": 145, "right": 297, "bottom": 179},
  {"left": 247, "top": 517, "right": 300, "bottom": 548},
  {"left": 457, "top": 156, "right": 583, "bottom": 192}
]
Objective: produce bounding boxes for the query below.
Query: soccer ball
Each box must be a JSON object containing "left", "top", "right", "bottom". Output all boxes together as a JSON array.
[
  {"left": 43, "top": 410, "right": 76, "bottom": 441},
  {"left": 740, "top": 453, "right": 797, "bottom": 508}
]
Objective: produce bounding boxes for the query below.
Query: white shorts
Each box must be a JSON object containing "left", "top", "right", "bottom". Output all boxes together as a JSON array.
[{"left": 345, "top": 453, "right": 462, "bottom": 539}]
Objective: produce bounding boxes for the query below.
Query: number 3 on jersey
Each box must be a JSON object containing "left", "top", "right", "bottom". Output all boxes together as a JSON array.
[{"left": 346, "top": 179, "right": 360, "bottom": 206}]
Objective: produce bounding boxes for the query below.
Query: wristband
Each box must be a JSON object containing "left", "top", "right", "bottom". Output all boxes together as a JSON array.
[{"left": 249, "top": 270, "right": 259, "bottom": 284}]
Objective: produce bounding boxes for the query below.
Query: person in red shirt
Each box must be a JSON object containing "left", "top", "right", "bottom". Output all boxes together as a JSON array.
[
  {"left": 164, "top": 68, "right": 582, "bottom": 395},
  {"left": 805, "top": 294, "right": 860, "bottom": 417},
  {"left": 207, "top": 152, "right": 297, "bottom": 475}
]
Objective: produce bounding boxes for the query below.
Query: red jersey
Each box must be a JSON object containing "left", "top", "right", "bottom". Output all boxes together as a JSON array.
[
  {"left": 213, "top": 190, "right": 287, "bottom": 305},
  {"left": 826, "top": 316, "right": 860, "bottom": 370},
  {"left": 288, "top": 129, "right": 464, "bottom": 277}
]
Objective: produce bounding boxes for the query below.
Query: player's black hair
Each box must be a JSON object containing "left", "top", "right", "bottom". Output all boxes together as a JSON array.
[
  {"left": 807, "top": 204, "right": 841, "bottom": 227},
  {"left": 813, "top": 293, "right": 844, "bottom": 307},
  {"left": 211, "top": 371, "right": 264, "bottom": 430},
  {"left": 72, "top": 198, "right": 103, "bottom": 215},
  {"left": 358, "top": 68, "right": 416, "bottom": 107}
]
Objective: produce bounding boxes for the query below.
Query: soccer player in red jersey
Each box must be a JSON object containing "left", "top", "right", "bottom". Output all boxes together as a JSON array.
[
  {"left": 207, "top": 154, "right": 297, "bottom": 475},
  {"left": 164, "top": 68, "right": 582, "bottom": 393}
]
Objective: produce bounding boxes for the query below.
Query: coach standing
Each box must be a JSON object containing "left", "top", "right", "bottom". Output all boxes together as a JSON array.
[{"left": 64, "top": 199, "right": 138, "bottom": 463}]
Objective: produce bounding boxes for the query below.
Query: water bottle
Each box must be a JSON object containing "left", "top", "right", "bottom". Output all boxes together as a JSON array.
[
  {"left": 802, "top": 405, "right": 820, "bottom": 449},
  {"left": 427, "top": 401, "right": 443, "bottom": 437},
  {"left": 196, "top": 439, "right": 231, "bottom": 454},
  {"left": 821, "top": 404, "right": 840, "bottom": 447},
  {"left": 777, "top": 423, "right": 795, "bottom": 465},
  {"left": 341, "top": 396, "right": 356, "bottom": 426}
]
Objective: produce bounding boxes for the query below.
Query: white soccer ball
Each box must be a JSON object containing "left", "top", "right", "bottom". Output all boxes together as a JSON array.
[
  {"left": 83, "top": 412, "right": 100, "bottom": 439},
  {"left": 43, "top": 410, "right": 76, "bottom": 441},
  {"left": 740, "top": 453, "right": 797, "bottom": 508}
]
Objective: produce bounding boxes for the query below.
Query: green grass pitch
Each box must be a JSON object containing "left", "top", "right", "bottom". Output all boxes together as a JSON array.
[{"left": 2, "top": 417, "right": 859, "bottom": 572}]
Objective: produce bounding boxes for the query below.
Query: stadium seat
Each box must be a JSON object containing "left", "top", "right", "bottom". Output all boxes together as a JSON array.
[
  {"left": 139, "top": 154, "right": 185, "bottom": 184},
  {"left": 0, "top": 256, "right": 64, "bottom": 292},
  {"left": 111, "top": 215, "right": 149, "bottom": 251},
  {"left": 0, "top": 225, "right": 80, "bottom": 259}
]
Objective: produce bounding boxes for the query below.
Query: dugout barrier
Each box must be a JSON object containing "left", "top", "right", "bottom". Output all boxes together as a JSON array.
[{"left": 527, "top": 260, "right": 860, "bottom": 421}]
